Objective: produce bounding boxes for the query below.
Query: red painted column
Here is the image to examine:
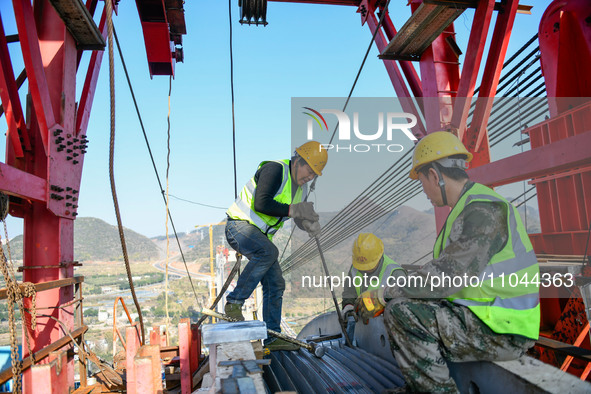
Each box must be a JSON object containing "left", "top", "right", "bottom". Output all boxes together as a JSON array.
[
  {"left": 179, "top": 319, "right": 192, "bottom": 394},
  {"left": 150, "top": 326, "right": 161, "bottom": 346},
  {"left": 190, "top": 323, "right": 201, "bottom": 375},
  {"left": 134, "top": 358, "right": 155, "bottom": 393},
  {"left": 17, "top": 0, "right": 77, "bottom": 389},
  {"left": 30, "top": 349, "right": 68, "bottom": 394},
  {"left": 138, "top": 345, "right": 163, "bottom": 392},
  {"left": 126, "top": 325, "right": 141, "bottom": 394}
]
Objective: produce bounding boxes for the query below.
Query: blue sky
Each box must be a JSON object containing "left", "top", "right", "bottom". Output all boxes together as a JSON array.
[{"left": 1, "top": 1, "right": 551, "bottom": 238}]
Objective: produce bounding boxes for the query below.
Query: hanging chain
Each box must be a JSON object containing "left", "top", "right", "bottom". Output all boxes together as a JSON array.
[{"left": 0, "top": 219, "right": 37, "bottom": 394}]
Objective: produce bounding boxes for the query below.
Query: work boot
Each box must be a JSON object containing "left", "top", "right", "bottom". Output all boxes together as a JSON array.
[
  {"left": 265, "top": 338, "right": 300, "bottom": 352},
  {"left": 224, "top": 302, "right": 245, "bottom": 321}
]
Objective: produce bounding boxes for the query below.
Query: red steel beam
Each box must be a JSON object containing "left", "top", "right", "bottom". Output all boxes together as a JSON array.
[
  {"left": 76, "top": 8, "right": 108, "bottom": 136},
  {"left": 269, "top": 0, "right": 362, "bottom": 4},
  {"left": 0, "top": 162, "right": 45, "bottom": 202},
  {"left": 367, "top": 10, "right": 426, "bottom": 138},
  {"left": 12, "top": 0, "right": 59, "bottom": 156},
  {"left": 0, "top": 18, "right": 26, "bottom": 158},
  {"left": 467, "top": 130, "right": 591, "bottom": 187},
  {"left": 452, "top": 0, "right": 495, "bottom": 137},
  {"left": 468, "top": 0, "right": 519, "bottom": 160}
]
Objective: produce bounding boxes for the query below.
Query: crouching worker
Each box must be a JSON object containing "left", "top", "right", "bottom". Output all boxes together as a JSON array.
[
  {"left": 356, "top": 131, "right": 539, "bottom": 392},
  {"left": 224, "top": 141, "right": 328, "bottom": 351},
  {"left": 342, "top": 233, "right": 405, "bottom": 340}
]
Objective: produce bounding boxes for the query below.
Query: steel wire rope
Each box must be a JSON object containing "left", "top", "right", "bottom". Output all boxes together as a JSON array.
[
  {"left": 314, "top": 178, "right": 419, "bottom": 248},
  {"left": 194, "top": 0, "right": 244, "bottom": 328},
  {"left": 164, "top": 75, "right": 172, "bottom": 341},
  {"left": 487, "top": 98, "right": 547, "bottom": 143},
  {"left": 407, "top": 251, "right": 432, "bottom": 266},
  {"left": 510, "top": 186, "right": 536, "bottom": 204},
  {"left": 495, "top": 49, "right": 541, "bottom": 93},
  {"left": 486, "top": 81, "right": 547, "bottom": 131},
  {"left": 515, "top": 192, "right": 537, "bottom": 208},
  {"left": 472, "top": 34, "right": 538, "bottom": 96},
  {"left": 305, "top": 163, "right": 412, "bottom": 244},
  {"left": 489, "top": 96, "right": 549, "bottom": 146},
  {"left": 287, "top": 150, "right": 413, "bottom": 248},
  {"left": 282, "top": 175, "right": 423, "bottom": 272},
  {"left": 105, "top": 0, "right": 145, "bottom": 345},
  {"left": 278, "top": 0, "right": 394, "bottom": 264},
  {"left": 300, "top": 189, "right": 423, "bottom": 267},
  {"left": 283, "top": 185, "right": 423, "bottom": 273},
  {"left": 501, "top": 68, "right": 542, "bottom": 96},
  {"left": 112, "top": 27, "right": 200, "bottom": 303},
  {"left": 166, "top": 194, "right": 226, "bottom": 209},
  {"left": 514, "top": 71, "right": 530, "bottom": 230},
  {"left": 280, "top": 150, "right": 413, "bottom": 270},
  {"left": 480, "top": 74, "right": 543, "bottom": 127},
  {"left": 468, "top": 64, "right": 543, "bottom": 132},
  {"left": 487, "top": 89, "right": 548, "bottom": 143},
  {"left": 281, "top": 172, "right": 419, "bottom": 270},
  {"left": 465, "top": 36, "right": 540, "bottom": 128}
]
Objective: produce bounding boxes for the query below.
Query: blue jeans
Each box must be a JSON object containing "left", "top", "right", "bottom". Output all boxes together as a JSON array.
[{"left": 225, "top": 220, "right": 285, "bottom": 333}]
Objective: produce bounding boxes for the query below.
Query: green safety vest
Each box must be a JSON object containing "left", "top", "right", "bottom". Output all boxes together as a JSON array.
[
  {"left": 227, "top": 160, "right": 305, "bottom": 240},
  {"left": 434, "top": 183, "right": 540, "bottom": 340},
  {"left": 351, "top": 255, "right": 405, "bottom": 297}
]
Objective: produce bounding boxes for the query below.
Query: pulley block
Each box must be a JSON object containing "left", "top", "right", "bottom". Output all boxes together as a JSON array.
[{"left": 239, "top": 0, "right": 268, "bottom": 26}]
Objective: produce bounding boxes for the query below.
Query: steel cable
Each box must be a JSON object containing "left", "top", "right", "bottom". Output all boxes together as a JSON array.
[
  {"left": 112, "top": 27, "right": 200, "bottom": 303},
  {"left": 105, "top": 0, "right": 145, "bottom": 345},
  {"left": 278, "top": 0, "right": 395, "bottom": 263}
]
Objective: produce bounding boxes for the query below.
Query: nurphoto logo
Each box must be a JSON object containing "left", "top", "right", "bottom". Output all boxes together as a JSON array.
[{"left": 302, "top": 107, "right": 418, "bottom": 153}]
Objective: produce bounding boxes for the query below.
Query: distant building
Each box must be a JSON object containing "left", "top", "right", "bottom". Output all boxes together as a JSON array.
[
  {"left": 98, "top": 310, "right": 109, "bottom": 322},
  {"left": 101, "top": 286, "right": 116, "bottom": 294}
]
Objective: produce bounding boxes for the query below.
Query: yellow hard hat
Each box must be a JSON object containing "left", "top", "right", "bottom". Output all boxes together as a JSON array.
[
  {"left": 409, "top": 131, "right": 473, "bottom": 180},
  {"left": 352, "top": 233, "right": 384, "bottom": 271},
  {"left": 296, "top": 141, "right": 328, "bottom": 176}
]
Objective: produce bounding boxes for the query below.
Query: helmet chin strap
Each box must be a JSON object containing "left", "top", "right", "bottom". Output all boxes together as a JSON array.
[{"left": 432, "top": 163, "right": 448, "bottom": 206}]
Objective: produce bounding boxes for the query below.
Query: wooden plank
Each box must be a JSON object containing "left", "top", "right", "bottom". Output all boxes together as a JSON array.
[
  {"left": 0, "top": 276, "right": 84, "bottom": 299},
  {"left": 0, "top": 325, "right": 87, "bottom": 385}
]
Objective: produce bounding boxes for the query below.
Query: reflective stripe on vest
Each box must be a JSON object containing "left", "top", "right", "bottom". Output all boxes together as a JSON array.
[
  {"left": 434, "top": 183, "right": 540, "bottom": 340},
  {"left": 351, "top": 255, "right": 405, "bottom": 297},
  {"left": 226, "top": 160, "right": 306, "bottom": 239}
]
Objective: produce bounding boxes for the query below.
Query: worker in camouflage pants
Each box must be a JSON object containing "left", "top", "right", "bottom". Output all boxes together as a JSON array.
[
  {"left": 356, "top": 132, "right": 539, "bottom": 392},
  {"left": 384, "top": 299, "right": 534, "bottom": 392}
]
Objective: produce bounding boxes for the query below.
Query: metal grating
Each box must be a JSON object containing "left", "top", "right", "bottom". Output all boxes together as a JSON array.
[
  {"left": 379, "top": 2, "right": 467, "bottom": 61},
  {"left": 48, "top": 0, "right": 105, "bottom": 50}
]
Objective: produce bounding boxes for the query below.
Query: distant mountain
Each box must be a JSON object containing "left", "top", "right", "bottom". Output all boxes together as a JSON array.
[{"left": 8, "top": 217, "right": 160, "bottom": 262}]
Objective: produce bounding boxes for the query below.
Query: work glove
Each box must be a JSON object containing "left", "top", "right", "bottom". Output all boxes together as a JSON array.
[
  {"left": 289, "top": 202, "right": 319, "bottom": 222},
  {"left": 343, "top": 304, "right": 357, "bottom": 341},
  {"left": 342, "top": 304, "right": 357, "bottom": 321},
  {"left": 301, "top": 219, "right": 321, "bottom": 237},
  {"left": 355, "top": 288, "right": 386, "bottom": 325}
]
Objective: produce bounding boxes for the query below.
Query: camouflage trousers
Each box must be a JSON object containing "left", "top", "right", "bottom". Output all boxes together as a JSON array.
[{"left": 384, "top": 298, "right": 534, "bottom": 393}]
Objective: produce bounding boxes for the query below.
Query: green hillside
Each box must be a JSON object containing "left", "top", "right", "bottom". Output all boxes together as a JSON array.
[{"left": 8, "top": 217, "right": 160, "bottom": 262}]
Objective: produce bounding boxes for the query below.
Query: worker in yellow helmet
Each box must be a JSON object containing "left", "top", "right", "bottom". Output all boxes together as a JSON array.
[
  {"left": 225, "top": 141, "right": 328, "bottom": 351},
  {"left": 341, "top": 233, "right": 405, "bottom": 339},
  {"left": 356, "top": 131, "right": 540, "bottom": 392}
]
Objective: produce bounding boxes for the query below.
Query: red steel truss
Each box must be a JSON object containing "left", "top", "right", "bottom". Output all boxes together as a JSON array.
[{"left": 0, "top": 0, "right": 183, "bottom": 389}]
